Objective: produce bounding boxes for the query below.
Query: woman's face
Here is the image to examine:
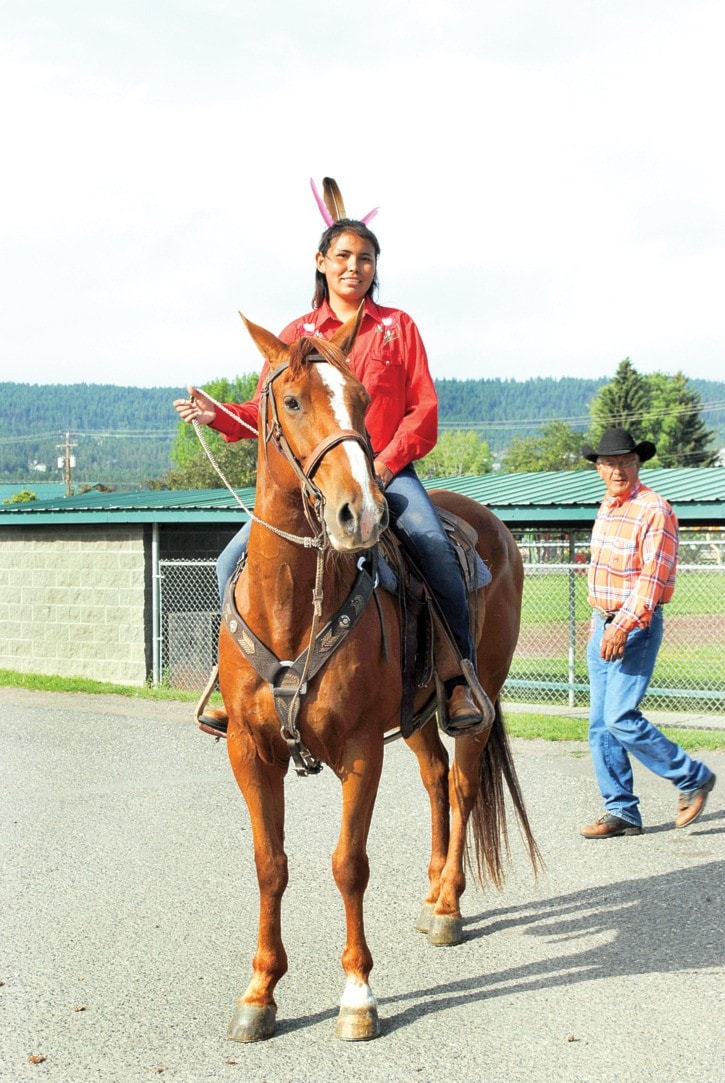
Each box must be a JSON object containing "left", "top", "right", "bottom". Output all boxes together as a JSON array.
[{"left": 316, "top": 231, "right": 377, "bottom": 306}]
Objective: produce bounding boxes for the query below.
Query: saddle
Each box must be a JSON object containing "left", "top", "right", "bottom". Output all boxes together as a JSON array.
[{"left": 380, "top": 507, "right": 491, "bottom": 740}]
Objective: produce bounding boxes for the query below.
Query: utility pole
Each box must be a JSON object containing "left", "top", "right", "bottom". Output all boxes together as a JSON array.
[{"left": 57, "top": 432, "right": 77, "bottom": 497}]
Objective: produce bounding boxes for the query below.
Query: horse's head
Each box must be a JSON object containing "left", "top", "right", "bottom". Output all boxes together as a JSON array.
[{"left": 240, "top": 308, "right": 389, "bottom": 551}]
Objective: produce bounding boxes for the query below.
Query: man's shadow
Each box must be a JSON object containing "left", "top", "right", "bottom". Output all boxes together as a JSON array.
[{"left": 375, "top": 813, "right": 723, "bottom": 1032}]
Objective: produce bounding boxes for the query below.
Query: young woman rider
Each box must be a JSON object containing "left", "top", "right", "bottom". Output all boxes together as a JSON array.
[{"left": 174, "top": 183, "right": 491, "bottom": 736}]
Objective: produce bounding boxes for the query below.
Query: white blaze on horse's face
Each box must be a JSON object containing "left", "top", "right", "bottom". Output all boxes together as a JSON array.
[{"left": 316, "top": 363, "right": 384, "bottom": 550}]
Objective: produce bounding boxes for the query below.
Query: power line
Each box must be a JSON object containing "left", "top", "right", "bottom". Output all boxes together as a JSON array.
[{"left": 440, "top": 399, "right": 725, "bottom": 431}]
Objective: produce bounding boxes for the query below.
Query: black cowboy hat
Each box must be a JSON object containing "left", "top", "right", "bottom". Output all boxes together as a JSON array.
[{"left": 581, "top": 427, "right": 656, "bottom": 464}]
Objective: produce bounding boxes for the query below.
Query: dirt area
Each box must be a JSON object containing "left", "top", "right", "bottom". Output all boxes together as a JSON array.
[{"left": 517, "top": 613, "right": 724, "bottom": 658}]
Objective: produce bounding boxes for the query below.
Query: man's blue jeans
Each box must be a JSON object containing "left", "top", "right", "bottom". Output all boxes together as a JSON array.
[
  {"left": 215, "top": 464, "right": 473, "bottom": 660},
  {"left": 587, "top": 608, "right": 711, "bottom": 826}
]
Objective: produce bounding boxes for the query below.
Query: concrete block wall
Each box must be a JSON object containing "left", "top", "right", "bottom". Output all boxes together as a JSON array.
[{"left": 0, "top": 525, "right": 149, "bottom": 686}]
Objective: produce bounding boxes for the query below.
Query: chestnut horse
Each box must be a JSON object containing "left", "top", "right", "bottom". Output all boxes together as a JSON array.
[{"left": 218, "top": 309, "right": 539, "bottom": 1043}]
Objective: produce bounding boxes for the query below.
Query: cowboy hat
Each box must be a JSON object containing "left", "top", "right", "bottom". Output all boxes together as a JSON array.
[{"left": 581, "top": 427, "right": 656, "bottom": 463}]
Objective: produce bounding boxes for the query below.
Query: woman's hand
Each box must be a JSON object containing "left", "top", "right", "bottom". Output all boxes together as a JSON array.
[
  {"left": 172, "top": 385, "right": 217, "bottom": 426},
  {"left": 373, "top": 459, "right": 393, "bottom": 489}
]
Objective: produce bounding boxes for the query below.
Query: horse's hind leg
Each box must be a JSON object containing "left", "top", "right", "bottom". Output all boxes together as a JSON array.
[
  {"left": 404, "top": 723, "right": 451, "bottom": 933},
  {"left": 424, "top": 731, "right": 490, "bottom": 946},
  {"left": 226, "top": 740, "right": 288, "bottom": 1042},
  {"left": 332, "top": 738, "right": 384, "bottom": 1041}
]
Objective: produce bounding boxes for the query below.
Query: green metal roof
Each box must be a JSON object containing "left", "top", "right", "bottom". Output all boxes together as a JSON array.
[
  {"left": 423, "top": 467, "right": 725, "bottom": 525},
  {"left": 0, "top": 469, "right": 722, "bottom": 527}
]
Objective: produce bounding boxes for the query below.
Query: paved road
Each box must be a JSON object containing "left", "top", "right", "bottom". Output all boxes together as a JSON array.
[{"left": 1, "top": 688, "right": 723, "bottom": 1083}]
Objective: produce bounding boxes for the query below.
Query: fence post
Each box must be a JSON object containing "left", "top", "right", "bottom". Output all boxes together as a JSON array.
[
  {"left": 152, "top": 523, "right": 161, "bottom": 687},
  {"left": 568, "top": 535, "right": 576, "bottom": 707}
]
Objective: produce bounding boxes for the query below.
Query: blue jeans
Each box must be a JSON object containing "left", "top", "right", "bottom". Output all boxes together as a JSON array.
[
  {"left": 383, "top": 465, "right": 473, "bottom": 660},
  {"left": 587, "top": 608, "right": 712, "bottom": 826},
  {"left": 215, "top": 464, "right": 474, "bottom": 660},
  {"left": 217, "top": 522, "right": 251, "bottom": 607}
]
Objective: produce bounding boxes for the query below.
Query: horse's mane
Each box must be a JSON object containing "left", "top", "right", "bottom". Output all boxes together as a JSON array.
[{"left": 287, "top": 335, "right": 355, "bottom": 381}]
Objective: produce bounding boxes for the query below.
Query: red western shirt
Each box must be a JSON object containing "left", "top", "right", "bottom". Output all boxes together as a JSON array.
[{"left": 209, "top": 298, "right": 439, "bottom": 478}]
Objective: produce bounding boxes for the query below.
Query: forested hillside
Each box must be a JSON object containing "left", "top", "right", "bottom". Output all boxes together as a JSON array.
[
  {"left": 0, "top": 383, "right": 183, "bottom": 488},
  {"left": 1, "top": 376, "right": 723, "bottom": 489},
  {"left": 436, "top": 376, "right": 608, "bottom": 452}
]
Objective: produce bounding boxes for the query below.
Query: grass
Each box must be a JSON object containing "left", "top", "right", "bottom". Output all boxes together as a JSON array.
[
  {"left": 502, "top": 711, "right": 723, "bottom": 752},
  {"left": 0, "top": 668, "right": 200, "bottom": 702},
  {"left": 1, "top": 668, "right": 722, "bottom": 752},
  {"left": 520, "top": 569, "right": 725, "bottom": 622}
]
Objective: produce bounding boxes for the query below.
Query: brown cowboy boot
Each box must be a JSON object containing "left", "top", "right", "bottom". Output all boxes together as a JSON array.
[
  {"left": 197, "top": 707, "right": 228, "bottom": 738},
  {"left": 446, "top": 683, "right": 484, "bottom": 733}
]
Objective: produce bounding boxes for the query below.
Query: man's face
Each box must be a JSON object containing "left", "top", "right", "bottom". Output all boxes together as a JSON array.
[{"left": 596, "top": 454, "right": 641, "bottom": 498}]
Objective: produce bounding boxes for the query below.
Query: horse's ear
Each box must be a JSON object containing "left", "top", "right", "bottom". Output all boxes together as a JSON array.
[
  {"left": 328, "top": 301, "right": 365, "bottom": 357},
  {"left": 238, "top": 312, "right": 289, "bottom": 370}
]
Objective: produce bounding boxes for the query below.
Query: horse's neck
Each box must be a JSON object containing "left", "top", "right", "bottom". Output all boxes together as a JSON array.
[{"left": 239, "top": 490, "right": 354, "bottom": 651}]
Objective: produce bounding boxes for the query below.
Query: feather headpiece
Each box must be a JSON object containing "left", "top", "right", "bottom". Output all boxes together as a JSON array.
[{"left": 309, "top": 176, "right": 379, "bottom": 227}]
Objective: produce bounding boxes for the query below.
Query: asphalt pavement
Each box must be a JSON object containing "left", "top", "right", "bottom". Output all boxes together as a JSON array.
[{"left": 1, "top": 687, "right": 723, "bottom": 1083}]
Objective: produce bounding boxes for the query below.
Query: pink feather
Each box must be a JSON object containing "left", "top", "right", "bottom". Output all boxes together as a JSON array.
[
  {"left": 360, "top": 207, "right": 379, "bottom": 224},
  {"left": 310, "top": 178, "right": 334, "bottom": 226}
]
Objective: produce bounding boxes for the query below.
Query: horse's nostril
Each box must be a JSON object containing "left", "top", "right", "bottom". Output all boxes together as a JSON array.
[{"left": 339, "top": 503, "right": 354, "bottom": 527}]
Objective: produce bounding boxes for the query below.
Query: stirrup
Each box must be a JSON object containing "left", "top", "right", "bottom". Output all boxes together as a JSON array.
[
  {"left": 460, "top": 658, "right": 496, "bottom": 733},
  {"left": 437, "top": 663, "right": 496, "bottom": 739},
  {"left": 194, "top": 664, "right": 227, "bottom": 739}
]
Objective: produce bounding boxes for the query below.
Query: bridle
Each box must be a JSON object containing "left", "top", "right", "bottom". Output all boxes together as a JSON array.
[{"left": 259, "top": 353, "right": 375, "bottom": 547}]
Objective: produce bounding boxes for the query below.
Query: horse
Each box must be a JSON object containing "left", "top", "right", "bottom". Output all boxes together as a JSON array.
[{"left": 217, "top": 308, "right": 540, "bottom": 1043}]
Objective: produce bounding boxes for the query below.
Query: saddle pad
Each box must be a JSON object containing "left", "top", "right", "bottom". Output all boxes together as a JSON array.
[{"left": 377, "top": 550, "right": 491, "bottom": 594}]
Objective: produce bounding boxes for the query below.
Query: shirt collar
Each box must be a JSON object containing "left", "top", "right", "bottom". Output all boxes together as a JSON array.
[
  {"left": 603, "top": 478, "right": 644, "bottom": 510},
  {"left": 308, "top": 296, "right": 381, "bottom": 332}
]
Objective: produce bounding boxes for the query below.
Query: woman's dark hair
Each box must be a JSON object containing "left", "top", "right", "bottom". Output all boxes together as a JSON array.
[{"left": 312, "top": 219, "right": 381, "bottom": 309}]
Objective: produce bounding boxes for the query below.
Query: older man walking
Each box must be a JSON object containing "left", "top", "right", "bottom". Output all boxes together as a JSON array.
[{"left": 580, "top": 427, "right": 715, "bottom": 838}]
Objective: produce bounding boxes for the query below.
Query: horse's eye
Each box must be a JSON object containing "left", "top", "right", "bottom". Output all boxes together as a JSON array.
[{"left": 283, "top": 396, "right": 301, "bottom": 413}]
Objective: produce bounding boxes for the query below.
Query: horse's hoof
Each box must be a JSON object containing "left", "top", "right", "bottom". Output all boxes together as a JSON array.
[
  {"left": 415, "top": 902, "right": 434, "bottom": 933},
  {"left": 335, "top": 1004, "right": 381, "bottom": 1041},
  {"left": 427, "top": 913, "right": 464, "bottom": 946},
  {"left": 227, "top": 1002, "right": 277, "bottom": 1042}
]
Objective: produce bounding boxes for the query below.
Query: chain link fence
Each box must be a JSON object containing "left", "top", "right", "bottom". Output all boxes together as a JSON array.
[
  {"left": 159, "top": 527, "right": 725, "bottom": 711},
  {"left": 158, "top": 559, "right": 220, "bottom": 690},
  {"left": 508, "top": 528, "right": 725, "bottom": 712}
]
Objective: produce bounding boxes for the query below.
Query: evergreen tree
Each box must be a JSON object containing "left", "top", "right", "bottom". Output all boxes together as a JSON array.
[
  {"left": 648, "top": 371, "right": 718, "bottom": 467},
  {"left": 588, "top": 358, "right": 651, "bottom": 444}
]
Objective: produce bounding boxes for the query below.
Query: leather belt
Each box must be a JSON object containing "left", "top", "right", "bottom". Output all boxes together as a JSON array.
[{"left": 592, "top": 604, "right": 662, "bottom": 622}]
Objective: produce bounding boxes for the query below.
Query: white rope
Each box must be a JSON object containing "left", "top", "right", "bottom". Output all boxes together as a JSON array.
[{"left": 189, "top": 395, "right": 324, "bottom": 550}]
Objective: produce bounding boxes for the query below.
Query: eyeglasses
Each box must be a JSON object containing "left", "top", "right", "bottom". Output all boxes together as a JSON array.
[{"left": 597, "top": 456, "right": 639, "bottom": 470}]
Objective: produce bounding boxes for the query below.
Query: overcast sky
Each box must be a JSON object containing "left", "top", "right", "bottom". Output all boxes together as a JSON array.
[{"left": 1, "top": 0, "right": 723, "bottom": 394}]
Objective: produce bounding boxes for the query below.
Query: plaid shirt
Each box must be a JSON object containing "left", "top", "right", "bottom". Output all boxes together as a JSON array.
[{"left": 588, "top": 480, "right": 678, "bottom": 633}]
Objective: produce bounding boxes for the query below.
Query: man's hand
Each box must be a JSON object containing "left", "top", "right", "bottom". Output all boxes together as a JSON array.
[
  {"left": 172, "top": 385, "right": 217, "bottom": 426},
  {"left": 601, "top": 624, "right": 628, "bottom": 661}
]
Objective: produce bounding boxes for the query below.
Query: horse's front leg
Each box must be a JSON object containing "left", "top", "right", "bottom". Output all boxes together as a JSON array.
[
  {"left": 226, "top": 732, "right": 288, "bottom": 1042},
  {"left": 332, "top": 739, "right": 384, "bottom": 1041}
]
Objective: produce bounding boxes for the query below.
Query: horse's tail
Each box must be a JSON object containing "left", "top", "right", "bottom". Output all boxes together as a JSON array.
[{"left": 467, "top": 699, "right": 544, "bottom": 889}]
